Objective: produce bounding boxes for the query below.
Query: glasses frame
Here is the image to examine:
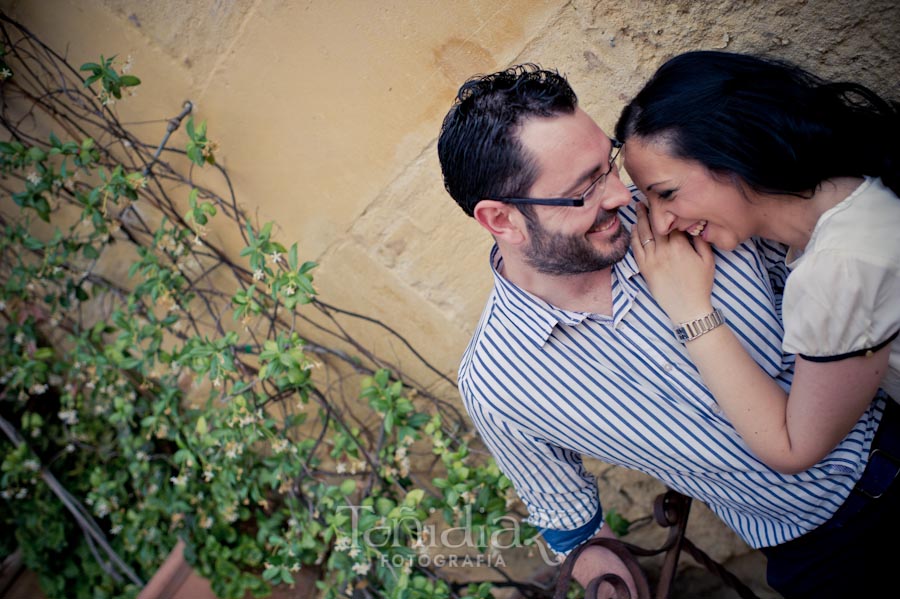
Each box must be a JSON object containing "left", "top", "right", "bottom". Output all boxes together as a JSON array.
[{"left": 490, "top": 139, "right": 623, "bottom": 208}]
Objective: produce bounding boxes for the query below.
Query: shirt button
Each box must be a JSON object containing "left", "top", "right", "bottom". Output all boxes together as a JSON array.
[
  {"left": 662, "top": 363, "right": 673, "bottom": 372},
  {"left": 712, "top": 404, "right": 724, "bottom": 415}
]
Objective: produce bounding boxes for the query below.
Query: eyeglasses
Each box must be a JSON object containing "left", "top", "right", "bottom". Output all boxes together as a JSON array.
[{"left": 492, "top": 139, "right": 623, "bottom": 208}]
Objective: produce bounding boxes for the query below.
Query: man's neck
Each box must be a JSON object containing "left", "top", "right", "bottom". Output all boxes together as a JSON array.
[{"left": 500, "top": 258, "right": 615, "bottom": 315}]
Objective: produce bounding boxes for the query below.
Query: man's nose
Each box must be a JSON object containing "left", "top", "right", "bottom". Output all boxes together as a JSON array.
[{"left": 599, "top": 175, "right": 633, "bottom": 211}]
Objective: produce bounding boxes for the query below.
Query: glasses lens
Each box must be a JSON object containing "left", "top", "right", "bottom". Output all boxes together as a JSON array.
[{"left": 582, "top": 149, "right": 620, "bottom": 202}]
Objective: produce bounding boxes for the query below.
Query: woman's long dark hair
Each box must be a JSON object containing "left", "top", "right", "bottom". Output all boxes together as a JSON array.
[{"left": 615, "top": 50, "right": 900, "bottom": 198}]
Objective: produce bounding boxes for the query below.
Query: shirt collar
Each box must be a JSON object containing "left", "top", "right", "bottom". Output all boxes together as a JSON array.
[
  {"left": 489, "top": 244, "right": 639, "bottom": 345},
  {"left": 487, "top": 193, "right": 647, "bottom": 344}
]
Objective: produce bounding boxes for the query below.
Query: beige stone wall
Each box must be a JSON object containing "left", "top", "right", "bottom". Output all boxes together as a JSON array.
[
  {"left": 3, "top": 0, "right": 899, "bottom": 592},
  {"left": 4, "top": 0, "right": 896, "bottom": 386}
]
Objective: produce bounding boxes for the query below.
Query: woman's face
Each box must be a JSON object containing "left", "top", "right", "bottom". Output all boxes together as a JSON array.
[{"left": 622, "top": 136, "right": 759, "bottom": 251}]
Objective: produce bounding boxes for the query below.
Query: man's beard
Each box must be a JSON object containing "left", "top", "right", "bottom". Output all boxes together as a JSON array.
[{"left": 523, "top": 212, "right": 629, "bottom": 276}]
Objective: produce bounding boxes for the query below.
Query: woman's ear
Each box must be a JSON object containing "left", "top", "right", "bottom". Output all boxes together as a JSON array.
[{"left": 473, "top": 200, "right": 527, "bottom": 244}]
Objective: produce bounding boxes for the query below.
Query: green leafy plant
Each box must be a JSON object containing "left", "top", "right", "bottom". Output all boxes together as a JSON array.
[
  {"left": 0, "top": 15, "right": 556, "bottom": 599},
  {"left": 79, "top": 54, "right": 140, "bottom": 105}
]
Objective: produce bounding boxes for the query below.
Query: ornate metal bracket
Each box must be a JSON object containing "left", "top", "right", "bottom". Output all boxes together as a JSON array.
[{"left": 551, "top": 489, "right": 762, "bottom": 599}]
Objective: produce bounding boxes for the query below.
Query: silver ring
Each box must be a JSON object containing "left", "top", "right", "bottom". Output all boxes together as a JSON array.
[{"left": 641, "top": 238, "right": 654, "bottom": 247}]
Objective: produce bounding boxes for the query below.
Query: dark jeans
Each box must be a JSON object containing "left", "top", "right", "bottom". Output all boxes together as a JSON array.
[{"left": 761, "top": 399, "right": 900, "bottom": 599}]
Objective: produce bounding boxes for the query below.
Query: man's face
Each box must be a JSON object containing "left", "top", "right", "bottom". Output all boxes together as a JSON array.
[{"left": 515, "top": 109, "right": 632, "bottom": 275}]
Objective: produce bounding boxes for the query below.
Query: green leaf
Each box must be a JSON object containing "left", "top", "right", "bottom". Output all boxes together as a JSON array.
[
  {"left": 187, "top": 144, "right": 203, "bottom": 166},
  {"left": 404, "top": 489, "right": 425, "bottom": 507}
]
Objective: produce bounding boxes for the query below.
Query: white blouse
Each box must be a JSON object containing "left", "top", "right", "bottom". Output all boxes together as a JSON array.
[{"left": 783, "top": 177, "right": 900, "bottom": 400}]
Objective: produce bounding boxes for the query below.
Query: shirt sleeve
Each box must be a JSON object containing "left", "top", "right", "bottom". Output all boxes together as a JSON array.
[
  {"left": 782, "top": 250, "right": 900, "bottom": 360},
  {"left": 461, "top": 383, "right": 604, "bottom": 555}
]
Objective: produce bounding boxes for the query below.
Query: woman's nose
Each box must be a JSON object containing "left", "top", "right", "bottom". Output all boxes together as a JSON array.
[{"left": 650, "top": 206, "right": 676, "bottom": 235}]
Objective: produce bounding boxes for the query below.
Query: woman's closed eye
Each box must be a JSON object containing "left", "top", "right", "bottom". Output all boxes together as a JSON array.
[{"left": 657, "top": 189, "right": 676, "bottom": 200}]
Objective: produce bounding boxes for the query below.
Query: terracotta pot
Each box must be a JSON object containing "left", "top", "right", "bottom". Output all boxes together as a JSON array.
[{"left": 137, "top": 540, "right": 319, "bottom": 599}]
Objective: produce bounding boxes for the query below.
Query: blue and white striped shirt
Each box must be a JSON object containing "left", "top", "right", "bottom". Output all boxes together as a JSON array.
[{"left": 459, "top": 199, "right": 884, "bottom": 552}]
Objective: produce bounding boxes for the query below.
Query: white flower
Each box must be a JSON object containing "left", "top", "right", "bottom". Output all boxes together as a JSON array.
[
  {"left": 203, "top": 469, "right": 214, "bottom": 482},
  {"left": 253, "top": 269, "right": 265, "bottom": 281},
  {"left": 110, "top": 524, "right": 123, "bottom": 535},
  {"left": 121, "top": 55, "right": 134, "bottom": 73},
  {"left": 13, "top": 332, "right": 25, "bottom": 345},
  {"left": 26, "top": 171, "right": 41, "bottom": 185},
  {"left": 65, "top": 444, "right": 76, "bottom": 453},
  {"left": 23, "top": 459, "right": 40, "bottom": 472},
  {"left": 334, "top": 536, "right": 351, "bottom": 552},
  {"left": 351, "top": 562, "right": 370, "bottom": 576},
  {"left": 58, "top": 409, "right": 79, "bottom": 425},
  {"left": 31, "top": 383, "right": 49, "bottom": 395},
  {"left": 269, "top": 252, "right": 282, "bottom": 266},
  {"left": 15, "top": 489, "right": 28, "bottom": 499},
  {"left": 0, "top": 300, "right": 6, "bottom": 311},
  {"left": 283, "top": 285, "right": 296, "bottom": 296},
  {"left": 335, "top": 462, "right": 347, "bottom": 474},
  {"left": 0, "top": 68, "right": 12, "bottom": 79},
  {"left": 348, "top": 546, "right": 360, "bottom": 558},
  {"left": 170, "top": 474, "right": 188, "bottom": 487}
]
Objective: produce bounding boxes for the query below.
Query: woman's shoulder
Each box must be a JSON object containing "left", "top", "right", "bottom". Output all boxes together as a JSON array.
[{"left": 809, "top": 177, "right": 900, "bottom": 259}]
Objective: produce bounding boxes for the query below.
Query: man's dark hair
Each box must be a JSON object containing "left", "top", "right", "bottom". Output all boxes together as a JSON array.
[
  {"left": 615, "top": 50, "right": 900, "bottom": 198},
  {"left": 437, "top": 64, "right": 578, "bottom": 217}
]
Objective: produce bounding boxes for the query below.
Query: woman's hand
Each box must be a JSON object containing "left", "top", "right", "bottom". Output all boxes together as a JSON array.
[{"left": 631, "top": 203, "right": 716, "bottom": 323}]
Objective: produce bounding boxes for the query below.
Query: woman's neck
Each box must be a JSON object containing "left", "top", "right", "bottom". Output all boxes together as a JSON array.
[{"left": 755, "top": 177, "right": 864, "bottom": 251}]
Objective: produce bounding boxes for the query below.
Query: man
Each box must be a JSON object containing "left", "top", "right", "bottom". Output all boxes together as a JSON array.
[{"left": 436, "top": 64, "right": 896, "bottom": 599}]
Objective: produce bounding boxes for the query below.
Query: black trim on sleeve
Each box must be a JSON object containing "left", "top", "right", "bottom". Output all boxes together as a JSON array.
[{"left": 800, "top": 330, "right": 899, "bottom": 363}]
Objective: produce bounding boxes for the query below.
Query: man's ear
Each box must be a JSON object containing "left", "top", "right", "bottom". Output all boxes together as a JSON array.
[{"left": 473, "top": 200, "right": 527, "bottom": 243}]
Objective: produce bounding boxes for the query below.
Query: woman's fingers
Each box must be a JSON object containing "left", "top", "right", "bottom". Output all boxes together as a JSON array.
[
  {"left": 633, "top": 203, "right": 656, "bottom": 251},
  {"left": 692, "top": 235, "right": 717, "bottom": 269}
]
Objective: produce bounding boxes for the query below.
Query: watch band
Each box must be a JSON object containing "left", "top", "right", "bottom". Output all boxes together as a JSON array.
[{"left": 674, "top": 308, "right": 725, "bottom": 342}]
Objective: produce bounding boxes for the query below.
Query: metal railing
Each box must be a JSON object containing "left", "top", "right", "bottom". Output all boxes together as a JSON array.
[{"left": 552, "top": 489, "right": 763, "bottom": 599}]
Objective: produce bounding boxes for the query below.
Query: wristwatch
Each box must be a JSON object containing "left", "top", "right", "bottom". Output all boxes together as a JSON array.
[{"left": 674, "top": 308, "right": 725, "bottom": 342}]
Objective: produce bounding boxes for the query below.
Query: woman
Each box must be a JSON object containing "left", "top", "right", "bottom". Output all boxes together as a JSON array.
[{"left": 615, "top": 52, "right": 900, "bottom": 597}]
